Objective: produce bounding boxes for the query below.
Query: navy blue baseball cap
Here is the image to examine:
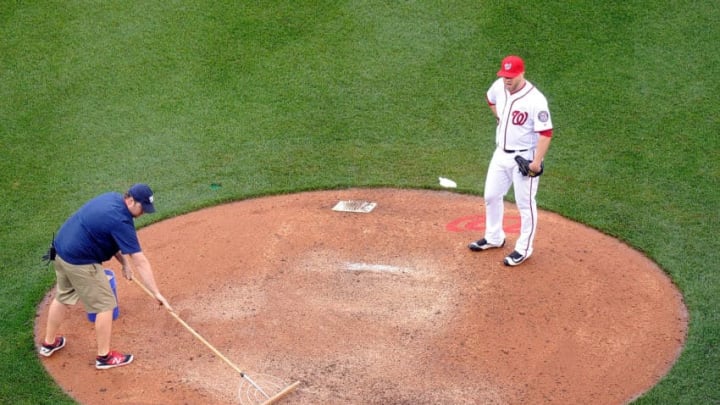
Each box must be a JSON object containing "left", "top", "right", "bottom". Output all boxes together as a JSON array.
[{"left": 128, "top": 183, "right": 156, "bottom": 213}]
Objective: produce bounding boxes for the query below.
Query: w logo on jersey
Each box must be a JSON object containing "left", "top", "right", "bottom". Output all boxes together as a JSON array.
[{"left": 511, "top": 111, "right": 528, "bottom": 125}]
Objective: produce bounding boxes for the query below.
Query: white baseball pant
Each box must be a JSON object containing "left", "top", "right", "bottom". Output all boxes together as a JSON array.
[{"left": 483, "top": 148, "right": 539, "bottom": 257}]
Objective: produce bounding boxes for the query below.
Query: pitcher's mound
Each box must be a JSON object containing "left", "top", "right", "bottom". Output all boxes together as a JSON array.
[{"left": 36, "top": 188, "right": 687, "bottom": 404}]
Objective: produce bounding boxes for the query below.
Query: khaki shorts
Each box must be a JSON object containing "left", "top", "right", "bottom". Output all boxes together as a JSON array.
[{"left": 54, "top": 255, "right": 117, "bottom": 313}]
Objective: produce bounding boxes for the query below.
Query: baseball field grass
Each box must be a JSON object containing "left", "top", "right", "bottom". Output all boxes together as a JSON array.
[{"left": 1, "top": 1, "right": 718, "bottom": 404}]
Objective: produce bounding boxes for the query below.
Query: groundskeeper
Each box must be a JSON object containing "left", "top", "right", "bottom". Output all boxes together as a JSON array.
[{"left": 38, "top": 183, "right": 172, "bottom": 369}]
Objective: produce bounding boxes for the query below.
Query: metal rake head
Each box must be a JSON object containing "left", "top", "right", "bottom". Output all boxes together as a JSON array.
[{"left": 238, "top": 373, "right": 300, "bottom": 405}]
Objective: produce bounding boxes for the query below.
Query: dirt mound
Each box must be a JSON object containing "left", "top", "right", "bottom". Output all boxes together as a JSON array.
[{"left": 36, "top": 189, "right": 687, "bottom": 404}]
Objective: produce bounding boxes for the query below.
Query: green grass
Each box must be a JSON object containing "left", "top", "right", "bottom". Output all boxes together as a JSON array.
[{"left": 1, "top": 1, "right": 718, "bottom": 404}]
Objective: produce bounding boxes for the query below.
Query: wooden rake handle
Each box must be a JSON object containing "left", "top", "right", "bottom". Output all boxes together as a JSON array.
[
  {"left": 261, "top": 381, "right": 302, "bottom": 405},
  {"left": 132, "top": 278, "right": 301, "bottom": 403},
  {"left": 131, "top": 278, "right": 245, "bottom": 374}
]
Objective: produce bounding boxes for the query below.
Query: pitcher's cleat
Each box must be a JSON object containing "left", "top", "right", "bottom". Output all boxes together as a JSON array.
[
  {"left": 468, "top": 238, "right": 505, "bottom": 251},
  {"left": 504, "top": 250, "right": 530, "bottom": 266}
]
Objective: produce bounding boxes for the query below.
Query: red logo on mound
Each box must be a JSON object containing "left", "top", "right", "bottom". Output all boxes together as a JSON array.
[{"left": 446, "top": 215, "right": 521, "bottom": 234}]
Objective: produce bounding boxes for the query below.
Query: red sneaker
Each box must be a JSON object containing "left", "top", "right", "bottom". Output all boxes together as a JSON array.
[
  {"left": 39, "top": 336, "right": 66, "bottom": 357},
  {"left": 95, "top": 350, "right": 134, "bottom": 370}
]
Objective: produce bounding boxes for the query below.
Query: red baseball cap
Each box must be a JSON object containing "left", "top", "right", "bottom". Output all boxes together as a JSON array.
[{"left": 497, "top": 55, "right": 525, "bottom": 78}]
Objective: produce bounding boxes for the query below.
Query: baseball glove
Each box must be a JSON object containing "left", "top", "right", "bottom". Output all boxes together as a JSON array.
[{"left": 514, "top": 155, "right": 544, "bottom": 177}]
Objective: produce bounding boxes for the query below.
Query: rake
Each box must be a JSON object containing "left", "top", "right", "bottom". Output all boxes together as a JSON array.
[{"left": 133, "top": 278, "right": 300, "bottom": 404}]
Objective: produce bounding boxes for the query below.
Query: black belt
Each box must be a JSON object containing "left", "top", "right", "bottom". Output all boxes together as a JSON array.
[{"left": 503, "top": 148, "right": 528, "bottom": 153}]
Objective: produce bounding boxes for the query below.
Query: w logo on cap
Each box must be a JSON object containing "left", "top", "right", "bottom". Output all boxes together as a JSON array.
[{"left": 497, "top": 55, "right": 525, "bottom": 78}]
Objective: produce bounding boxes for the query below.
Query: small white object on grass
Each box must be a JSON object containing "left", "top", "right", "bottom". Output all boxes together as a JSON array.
[{"left": 438, "top": 177, "right": 457, "bottom": 188}]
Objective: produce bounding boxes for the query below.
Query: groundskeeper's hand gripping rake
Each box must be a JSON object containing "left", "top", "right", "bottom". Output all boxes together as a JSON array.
[{"left": 133, "top": 278, "right": 300, "bottom": 404}]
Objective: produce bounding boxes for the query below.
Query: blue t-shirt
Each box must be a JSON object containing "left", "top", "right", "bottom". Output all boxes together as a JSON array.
[{"left": 54, "top": 192, "right": 142, "bottom": 265}]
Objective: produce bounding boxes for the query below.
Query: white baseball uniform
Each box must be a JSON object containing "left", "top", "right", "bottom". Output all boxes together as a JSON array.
[{"left": 483, "top": 78, "right": 553, "bottom": 258}]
